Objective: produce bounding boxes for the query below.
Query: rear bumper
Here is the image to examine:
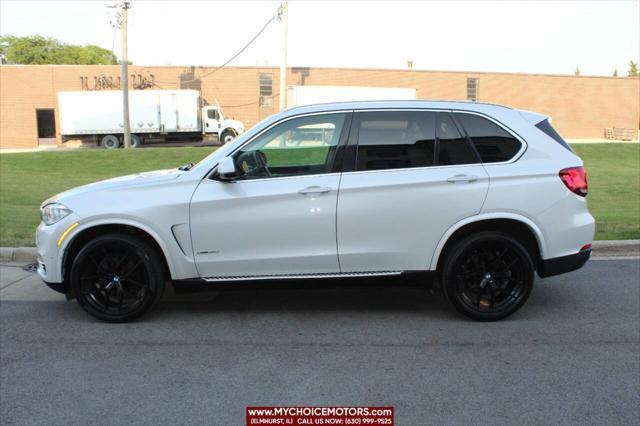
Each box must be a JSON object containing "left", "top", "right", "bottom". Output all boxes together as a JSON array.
[{"left": 538, "top": 249, "right": 591, "bottom": 278}]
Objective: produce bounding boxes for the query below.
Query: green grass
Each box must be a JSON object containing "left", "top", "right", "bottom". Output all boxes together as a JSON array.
[
  {"left": 572, "top": 144, "right": 639, "bottom": 240},
  {"left": 0, "top": 147, "right": 215, "bottom": 247},
  {"left": 0, "top": 144, "right": 638, "bottom": 246}
]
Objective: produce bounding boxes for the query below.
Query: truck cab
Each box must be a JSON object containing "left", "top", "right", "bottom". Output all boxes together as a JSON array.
[{"left": 202, "top": 105, "right": 245, "bottom": 144}]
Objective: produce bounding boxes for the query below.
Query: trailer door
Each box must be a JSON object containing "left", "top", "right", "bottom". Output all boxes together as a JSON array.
[{"left": 159, "top": 94, "right": 178, "bottom": 133}]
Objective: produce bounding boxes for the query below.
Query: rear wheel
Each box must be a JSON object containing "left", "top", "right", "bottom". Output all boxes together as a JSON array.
[
  {"left": 70, "top": 234, "right": 166, "bottom": 322},
  {"left": 100, "top": 134, "right": 120, "bottom": 149},
  {"left": 129, "top": 134, "right": 142, "bottom": 148},
  {"left": 441, "top": 232, "right": 534, "bottom": 321}
]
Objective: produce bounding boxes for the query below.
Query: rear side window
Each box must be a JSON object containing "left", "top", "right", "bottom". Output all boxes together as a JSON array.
[
  {"left": 454, "top": 113, "right": 522, "bottom": 163},
  {"left": 437, "top": 112, "right": 478, "bottom": 166},
  {"left": 535, "top": 119, "right": 574, "bottom": 153},
  {"left": 356, "top": 111, "right": 436, "bottom": 171}
]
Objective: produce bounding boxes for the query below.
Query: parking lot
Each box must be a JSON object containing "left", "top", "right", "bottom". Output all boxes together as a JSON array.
[{"left": 1, "top": 258, "right": 638, "bottom": 425}]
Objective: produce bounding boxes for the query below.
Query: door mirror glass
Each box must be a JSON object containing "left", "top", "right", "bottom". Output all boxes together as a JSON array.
[{"left": 217, "top": 157, "right": 237, "bottom": 180}]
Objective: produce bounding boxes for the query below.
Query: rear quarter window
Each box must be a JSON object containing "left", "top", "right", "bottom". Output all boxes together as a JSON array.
[
  {"left": 534, "top": 119, "right": 574, "bottom": 153},
  {"left": 454, "top": 113, "right": 522, "bottom": 163}
]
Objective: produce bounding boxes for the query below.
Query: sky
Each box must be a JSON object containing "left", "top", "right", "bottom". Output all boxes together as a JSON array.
[{"left": 1, "top": 0, "right": 638, "bottom": 76}]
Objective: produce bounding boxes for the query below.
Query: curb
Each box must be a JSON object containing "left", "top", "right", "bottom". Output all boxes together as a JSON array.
[{"left": 1, "top": 240, "right": 639, "bottom": 264}]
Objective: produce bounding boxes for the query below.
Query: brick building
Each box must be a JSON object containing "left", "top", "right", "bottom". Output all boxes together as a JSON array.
[{"left": 0, "top": 64, "right": 638, "bottom": 149}]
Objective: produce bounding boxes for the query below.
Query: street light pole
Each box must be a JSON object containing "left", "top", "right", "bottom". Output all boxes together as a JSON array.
[
  {"left": 279, "top": 0, "right": 288, "bottom": 111},
  {"left": 121, "top": 1, "right": 131, "bottom": 148}
]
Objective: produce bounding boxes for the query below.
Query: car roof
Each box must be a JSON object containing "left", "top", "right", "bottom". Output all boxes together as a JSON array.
[{"left": 280, "top": 100, "right": 514, "bottom": 117}]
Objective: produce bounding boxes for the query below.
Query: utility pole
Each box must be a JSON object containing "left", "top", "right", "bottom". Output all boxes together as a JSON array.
[
  {"left": 120, "top": 1, "right": 132, "bottom": 148},
  {"left": 279, "top": 1, "right": 288, "bottom": 111}
]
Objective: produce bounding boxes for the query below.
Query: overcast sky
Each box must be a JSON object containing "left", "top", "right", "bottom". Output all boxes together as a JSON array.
[{"left": 1, "top": 0, "right": 638, "bottom": 76}]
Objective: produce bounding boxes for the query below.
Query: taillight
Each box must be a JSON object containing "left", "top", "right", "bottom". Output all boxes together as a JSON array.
[{"left": 559, "top": 166, "right": 588, "bottom": 197}]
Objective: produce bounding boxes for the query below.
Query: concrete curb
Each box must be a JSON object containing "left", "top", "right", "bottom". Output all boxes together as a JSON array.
[{"left": 1, "top": 240, "right": 638, "bottom": 264}]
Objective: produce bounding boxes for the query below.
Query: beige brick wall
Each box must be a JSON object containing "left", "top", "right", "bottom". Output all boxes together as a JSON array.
[{"left": 1, "top": 64, "right": 638, "bottom": 149}]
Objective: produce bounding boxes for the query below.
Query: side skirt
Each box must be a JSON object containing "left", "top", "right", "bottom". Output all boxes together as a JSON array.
[{"left": 171, "top": 271, "right": 436, "bottom": 293}]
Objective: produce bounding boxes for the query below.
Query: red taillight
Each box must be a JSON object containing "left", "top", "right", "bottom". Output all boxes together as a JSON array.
[{"left": 559, "top": 166, "right": 588, "bottom": 197}]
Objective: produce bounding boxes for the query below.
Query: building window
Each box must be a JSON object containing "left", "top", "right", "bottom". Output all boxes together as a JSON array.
[
  {"left": 259, "top": 74, "right": 273, "bottom": 107},
  {"left": 467, "top": 78, "right": 479, "bottom": 102}
]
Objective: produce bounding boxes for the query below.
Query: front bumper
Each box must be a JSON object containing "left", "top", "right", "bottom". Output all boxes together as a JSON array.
[
  {"left": 36, "top": 213, "right": 81, "bottom": 285},
  {"left": 538, "top": 248, "right": 591, "bottom": 278}
]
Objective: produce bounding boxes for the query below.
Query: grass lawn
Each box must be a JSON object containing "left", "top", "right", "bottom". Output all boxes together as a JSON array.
[
  {"left": 572, "top": 144, "right": 639, "bottom": 240},
  {"left": 0, "top": 143, "right": 638, "bottom": 246},
  {"left": 0, "top": 147, "right": 215, "bottom": 247}
]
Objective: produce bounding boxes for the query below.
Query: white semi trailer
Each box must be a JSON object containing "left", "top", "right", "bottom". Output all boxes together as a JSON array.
[
  {"left": 286, "top": 85, "right": 417, "bottom": 108},
  {"left": 57, "top": 90, "right": 244, "bottom": 148}
]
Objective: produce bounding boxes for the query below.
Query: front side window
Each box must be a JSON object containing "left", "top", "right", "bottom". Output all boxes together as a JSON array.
[
  {"left": 454, "top": 113, "right": 522, "bottom": 162},
  {"left": 233, "top": 113, "right": 346, "bottom": 179},
  {"left": 437, "top": 112, "right": 478, "bottom": 166},
  {"left": 356, "top": 111, "right": 436, "bottom": 171},
  {"left": 207, "top": 109, "right": 219, "bottom": 120}
]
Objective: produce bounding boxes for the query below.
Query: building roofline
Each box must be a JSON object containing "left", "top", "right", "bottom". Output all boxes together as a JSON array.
[{"left": 1, "top": 63, "right": 637, "bottom": 81}]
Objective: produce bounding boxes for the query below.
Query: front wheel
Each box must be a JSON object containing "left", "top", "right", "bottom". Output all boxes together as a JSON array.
[
  {"left": 70, "top": 234, "right": 166, "bottom": 322},
  {"left": 441, "top": 232, "right": 534, "bottom": 321},
  {"left": 220, "top": 129, "right": 237, "bottom": 144}
]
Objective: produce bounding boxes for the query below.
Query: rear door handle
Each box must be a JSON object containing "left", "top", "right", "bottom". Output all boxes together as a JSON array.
[
  {"left": 447, "top": 174, "right": 479, "bottom": 183},
  {"left": 298, "top": 186, "right": 332, "bottom": 195}
]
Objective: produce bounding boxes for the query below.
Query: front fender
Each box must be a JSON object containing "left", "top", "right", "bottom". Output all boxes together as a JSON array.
[{"left": 57, "top": 217, "right": 190, "bottom": 282}]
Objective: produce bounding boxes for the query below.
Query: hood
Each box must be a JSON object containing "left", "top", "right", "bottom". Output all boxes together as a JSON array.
[
  {"left": 223, "top": 118, "right": 244, "bottom": 131},
  {"left": 43, "top": 168, "right": 184, "bottom": 207}
]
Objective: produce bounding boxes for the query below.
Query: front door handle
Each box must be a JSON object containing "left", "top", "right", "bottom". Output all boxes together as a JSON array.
[
  {"left": 447, "top": 174, "right": 479, "bottom": 183},
  {"left": 298, "top": 186, "right": 332, "bottom": 195}
]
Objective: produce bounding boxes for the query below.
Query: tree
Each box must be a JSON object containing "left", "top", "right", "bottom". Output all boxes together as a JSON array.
[
  {"left": 629, "top": 61, "right": 639, "bottom": 77},
  {"left": 574, "top": 66, "right": 581, "bottom": 76},
  {"left": 613, "top": 69, "right": 618, "bottom": 77},
  {"left": 0, "top": 35, "right": 117, "bottom": 65}
]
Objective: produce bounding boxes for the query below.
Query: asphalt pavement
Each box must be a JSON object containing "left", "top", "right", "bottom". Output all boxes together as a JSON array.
[{"left": 1, "top": 258, "right": 638, "bottom": 425}]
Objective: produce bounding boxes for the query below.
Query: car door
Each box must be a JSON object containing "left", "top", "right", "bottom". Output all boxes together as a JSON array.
[
  {"left": 203, "top": 107, "right": 220, "bottom": 135},
  {"left": 190, "top": 112, "right": 351, "bottom": 279},
  {"left": 336, "top": 110, "right": 489, "bottom": 272}
]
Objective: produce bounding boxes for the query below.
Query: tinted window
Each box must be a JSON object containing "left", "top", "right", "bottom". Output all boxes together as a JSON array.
[
  {"left": 535, "top": 119, "right": 574, "bottom": 153},
  {"left": 454, "top": 113, "right": 522, "bottom": 163},
  {"left": 233, "top": 113, "right": 346, "bottom": 179},
  {"left": 356, "top": 111, "right": 435, "bottom": 171},
  {"left": 437, "top": 112, "right": 478, "bottom": 165}
]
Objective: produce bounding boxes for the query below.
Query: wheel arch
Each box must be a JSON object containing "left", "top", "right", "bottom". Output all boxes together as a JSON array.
[
  {"left": 430, "top": 214, "right": 546, "bottom": 271},
  {"left": 59, "top": 220, "right": 175, "bottom": 288}
]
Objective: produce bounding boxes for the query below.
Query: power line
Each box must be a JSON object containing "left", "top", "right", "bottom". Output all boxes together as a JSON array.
[{"left": 178, "top": 7, "right": 282, "bottom": 85}]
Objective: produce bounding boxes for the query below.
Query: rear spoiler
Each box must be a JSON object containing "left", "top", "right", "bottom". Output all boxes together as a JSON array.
[{"left": 517, "top": 109, "right": 549, "bottom": 125}]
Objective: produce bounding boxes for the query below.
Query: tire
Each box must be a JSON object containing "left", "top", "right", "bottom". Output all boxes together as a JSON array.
[
  {"left": 440, "top": 231, "right": 534, "bottom": 321},
  {"left": 130, "top": 134, "right": 142, "bottom": 148},
  {"left": 101, "top": 134, "right": 120, "bottom": 149},
  {"left": 70, "top": 233, "right": 166, "bottom": 323},
  {"left": 220, "top": 129, "right": 236, "bottom": 144}
]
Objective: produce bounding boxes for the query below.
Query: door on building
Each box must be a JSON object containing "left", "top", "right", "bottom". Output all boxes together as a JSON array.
[{"left": 36, "top": 109, "right": 56, "bottom": 146}]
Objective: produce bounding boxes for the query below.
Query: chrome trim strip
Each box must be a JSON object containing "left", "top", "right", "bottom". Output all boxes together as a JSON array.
[{"left": 202, "top": 271, "right": 402, "bottom": 282}]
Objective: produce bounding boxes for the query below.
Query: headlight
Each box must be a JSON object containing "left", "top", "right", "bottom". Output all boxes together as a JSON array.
[{"left": 40, "top": 203, "right": 72, "bottom": 225}]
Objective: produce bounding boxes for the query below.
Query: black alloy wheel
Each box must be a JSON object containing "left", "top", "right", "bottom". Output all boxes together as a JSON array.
[
  {"left": 70, "top": 234, "right": 165, "bottom": 322},
  {"left": 441, "top": 232, "right": 534, "bottom": 321}
]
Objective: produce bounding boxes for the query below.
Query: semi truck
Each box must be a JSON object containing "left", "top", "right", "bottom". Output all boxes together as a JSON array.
[
  {"left": 57, "top": 90, "right": 244, "bottom": 148},
  {"left": 286, "top": 85, "right": 417, "bottom": 108}
]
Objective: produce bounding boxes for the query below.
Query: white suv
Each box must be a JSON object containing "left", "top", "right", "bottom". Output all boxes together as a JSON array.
[{"left": 36, "top": 101, "right": 595, "bottom": 322}]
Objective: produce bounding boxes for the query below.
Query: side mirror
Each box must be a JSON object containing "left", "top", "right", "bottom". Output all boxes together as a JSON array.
[{"left": 217, "top": 157, "right": 237, "bottom": 181}]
